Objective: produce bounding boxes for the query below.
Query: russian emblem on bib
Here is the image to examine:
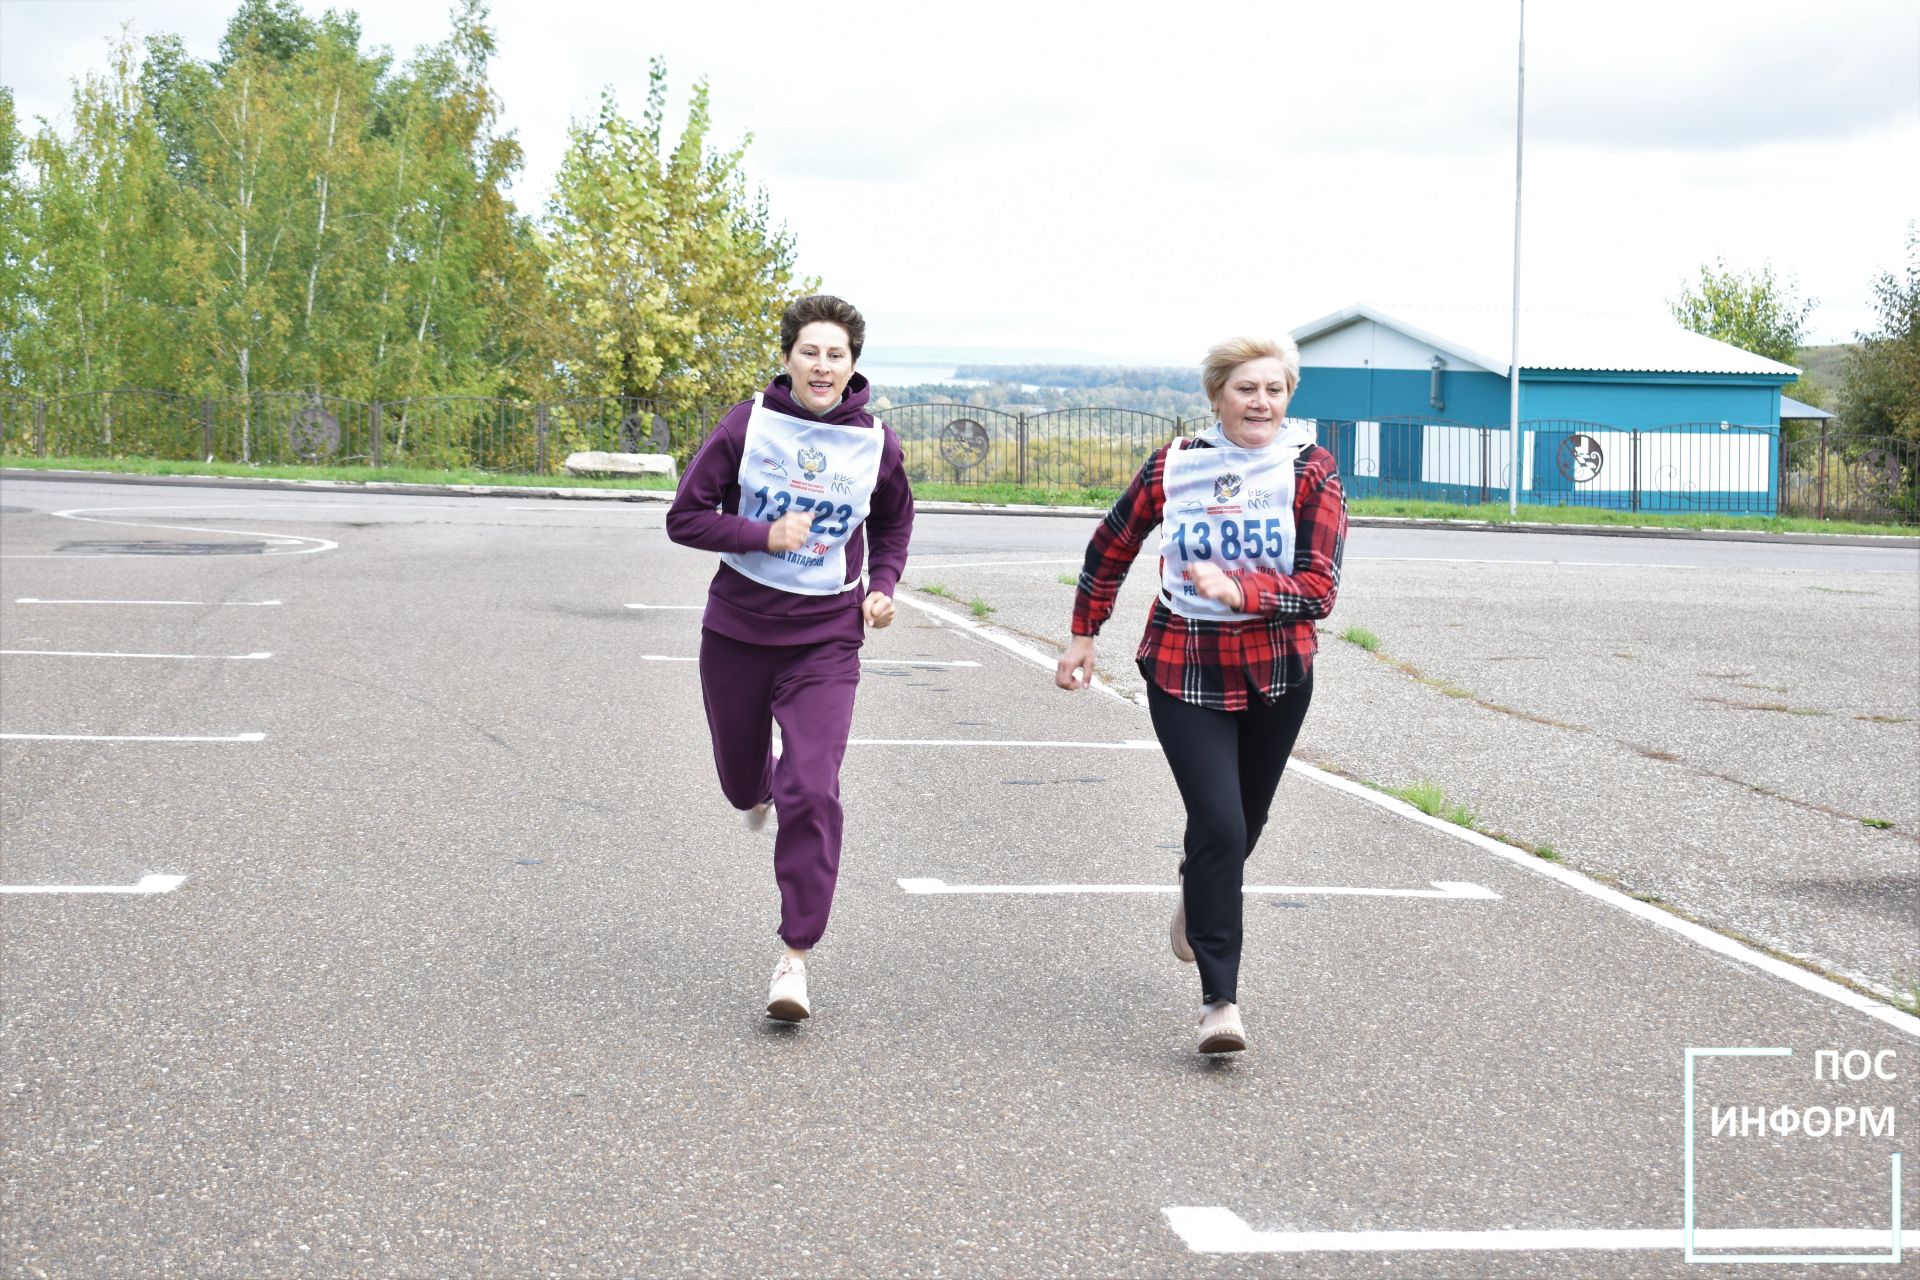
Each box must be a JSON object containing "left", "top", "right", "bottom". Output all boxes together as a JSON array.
[
  {"left": 798, "top": 446, "right": 827, "bottom": 480},
  {"left": 1213, "top": 472, "right": 1243, "bottom": 503}
]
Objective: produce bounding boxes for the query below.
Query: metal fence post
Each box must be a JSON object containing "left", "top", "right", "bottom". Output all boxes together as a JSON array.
[
  {"left": 1478, "top": 428, "right": 1490, "bottom": 505},
  {"left": 370, "top": 400, "right": 382, "bottom": 468},
  {"left": 201, "top": 397, "right": 214, "bottom": 460},
  {"left": 536, "top": 402, "right": 549, "bottom": 475},
  {"left": 35, "top": 395, "right": 46, "bottom": 457},
  {"left": 1630, "top": 430, "right": 1641, "bottom": 512},
  {"left": 1017, "top": 413, "right": 1028, "bottom": 487},
  {"left": 1816, "top": 420, "right": 1828, "bottom": 521}
]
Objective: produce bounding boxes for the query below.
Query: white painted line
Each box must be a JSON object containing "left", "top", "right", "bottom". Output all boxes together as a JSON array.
[
  {"left": 895, "top": 588, "right": 1920, "bottom": 1038},
  {"left": 1163, "top": 1207, "right": 1910, "bottom": 1255},
  {"left": 0, "top": 504, "right": 338, "bottom": 558},
  {"left": 1351, "top": 556, "right": 1699, "bottom": 570},
  {"left": 623, "top": 603, "right": 704, "bottom": 610},
  {"left": 638, "top": 654, "right": 983, "bottom": 669},
  {"left": 865, "top": 659, "right": 982, "bottom": 668},
  {"left": 906, "top": 557, "right": 1084, "bottom": 570},
  {"left": 0, "top": 732, "right": 266, "bottom": 743},
  {"left": 1, "top": 649, "right": 272, "bottom": 660},
  {"left": 901, "top": 877, "right": 1499, "bottom": 899},
  {"left": 0, "top": 873, "right": 185, "bottom": 896},
  {"left": 14, "top": 598, "right": 281, "bottom": 606},
  {"left": 852, "top": 738, "right": 1158, "bottom": 750}
]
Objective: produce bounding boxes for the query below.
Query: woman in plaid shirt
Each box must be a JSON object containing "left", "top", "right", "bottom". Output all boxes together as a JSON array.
[{"left": 1055, "top": 335, "right": 1346, "bottom": 1055}]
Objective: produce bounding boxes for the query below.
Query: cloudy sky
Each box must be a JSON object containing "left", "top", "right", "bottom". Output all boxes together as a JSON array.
[{"left": 3, "top": 0, "right": 1915, "bottom": 362}]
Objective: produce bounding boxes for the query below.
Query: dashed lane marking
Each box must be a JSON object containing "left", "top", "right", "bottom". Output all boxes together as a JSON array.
[
  {"left": 638, "top": 654, "right": 982, "bottom": 669},
  {"left": 0, "top": 874, "right": 185, "bottom": 896},
  {"left": 14, "top": 598, "right": 283, "bottom": 606},
  {"left": 1, "top": 649, "right": 272, "bottom": 660},
  {"left": 900, "top": 877, "right": 1499, "bottom": 899},
  {"left": 1162, "top": 1208, "right": 1909, "bottom": 1256},
  {"left": 1, "top": 732, "right": 266, "bottom": 743}
]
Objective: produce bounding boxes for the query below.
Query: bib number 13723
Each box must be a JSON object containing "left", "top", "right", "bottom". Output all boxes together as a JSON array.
[
  {"left": 1169, "top": 516, "right": 1286, "bottom": 562},
  {"left": 750, "top": 486, "right": 852, "bottom": 537}
]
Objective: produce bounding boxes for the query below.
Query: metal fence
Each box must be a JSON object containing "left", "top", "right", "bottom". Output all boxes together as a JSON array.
[{"left": 1, "top": 389, "right": 1913, "bottom": 525}]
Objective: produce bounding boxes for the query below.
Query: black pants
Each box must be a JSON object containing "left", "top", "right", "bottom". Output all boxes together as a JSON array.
[{"left": 1146, "top": 669, "right": 1314, "bottom": 1005}]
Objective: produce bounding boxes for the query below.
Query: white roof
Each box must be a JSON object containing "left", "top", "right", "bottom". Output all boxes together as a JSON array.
[
  {"left": 1779, "top": 394, "right": 1834, "bottom": 420},
  {"left": 1291, "top": 302, "right": 1801, "bottom": 378}
]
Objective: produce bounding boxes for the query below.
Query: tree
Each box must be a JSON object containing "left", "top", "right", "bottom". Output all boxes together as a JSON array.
[
  {"left": 545, "top": 60, "right": 813, "bottom": 406},
  {"left": 0, "top": 89, "right": 34, "bottom": 385},
  {"left": 1669, "top": 259, "right": 1815, "bottom": 367},
  {"left": 1841, "top": 226, "right": 1920, "bottom": 447}
]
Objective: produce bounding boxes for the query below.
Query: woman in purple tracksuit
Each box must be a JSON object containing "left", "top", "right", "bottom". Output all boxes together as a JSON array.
[{"left": 666, "top": 295, "right": 915, "bottom": 1023}]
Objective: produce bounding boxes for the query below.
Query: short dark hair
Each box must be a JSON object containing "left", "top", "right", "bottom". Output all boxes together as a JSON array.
[{"left": 780, "top": 295, "right": 865, "bottom": 362}]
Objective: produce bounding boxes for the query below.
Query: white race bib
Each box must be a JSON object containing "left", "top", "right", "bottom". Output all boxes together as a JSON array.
[
  {"left": 720, "top": 393, "right": 887, "bottom": 596},
  {"left": 1158, "top": 429, "right": 1309, "bottom": 621}
]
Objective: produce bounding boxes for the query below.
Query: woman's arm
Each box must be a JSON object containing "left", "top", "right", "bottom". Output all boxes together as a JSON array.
[
  {"left": 664, "top": 404, "right": 771, "bottom": 554},
  {"left": 1069, "top": 445, "right": 1169, "bottom": 639}
]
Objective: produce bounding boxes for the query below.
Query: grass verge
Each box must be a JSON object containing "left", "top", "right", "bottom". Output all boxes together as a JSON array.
[
  {"left": 1, "top": 453, "right": 677, "bottom": 490},
  {"left": 9, "top": 456, "right": 1913, "bottom": 537}
]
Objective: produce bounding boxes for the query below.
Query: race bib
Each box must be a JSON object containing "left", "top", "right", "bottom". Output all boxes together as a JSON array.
[
  {"left": 1158, "top": 429, "right": 1309, "bottom": 621},
  {"left": 720, "top": 394, "right": 887, "bottom": 596}
]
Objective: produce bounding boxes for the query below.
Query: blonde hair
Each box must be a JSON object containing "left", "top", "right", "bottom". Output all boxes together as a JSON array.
[{"left": 1201, "top": 335, "right": 1301, "bottom": 407}]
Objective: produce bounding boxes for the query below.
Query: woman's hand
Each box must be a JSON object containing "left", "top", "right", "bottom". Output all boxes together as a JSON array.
[
  {"left": 1189, "top": 561, "right": 1244, "bottom": 611},
  {"left": 1056, "top": 635, "right": 1098, "bottom": 690},
  {"left": 766, "top": 511, "right": 812, "bottom": 553},
  {"left": 862, "top": 591, "right": 894, "bottom": 629}
]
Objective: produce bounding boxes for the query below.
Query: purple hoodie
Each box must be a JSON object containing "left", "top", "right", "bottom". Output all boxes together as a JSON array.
[{"left": 666, "top": 372, "right": 916, "bottom": 647}]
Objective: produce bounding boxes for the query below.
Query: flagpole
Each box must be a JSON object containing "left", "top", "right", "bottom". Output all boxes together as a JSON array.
[{"left": 1508, "top": 0, "right": 1526, "bottom": 515}]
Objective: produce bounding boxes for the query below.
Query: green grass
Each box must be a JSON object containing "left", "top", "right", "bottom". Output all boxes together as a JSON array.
[
  {"left": 1388, "top": 780, "right": 1447, "bottom": 817},
  {"left": 1341, "top": 625, "right": 1380, "bottom": 652},
  {"left": 968, "top": 597, "right": 995, "bottom": 620},
  {"left": 1057, "top": 573, "right": 1077, "bottom": 586},
  {"left": 0, "top": 453, "right": 678, "bottom": 490},
  {"left": 914, "top": 481, "right": 1122, "bottom": 507},
  {"left": 1861, "top": 817, "right": 1895, "bottom": 830},
  {"left": 919, "top": 583, "right": 954, "bottom": 600},
  {"left": 1342, "top": 497, "right": 1908, "bottom": 537},
  {"left": 11, "top": 454, "right": 1913, "bottom": 536}
]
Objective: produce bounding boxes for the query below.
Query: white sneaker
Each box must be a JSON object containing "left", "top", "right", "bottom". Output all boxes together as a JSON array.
[
  {"left": 766, "top": 954, "right": 810, "bottom": 1021},
  {"left": 1197, "top": 1001, "right": 1246, "bottom": 1054},
  {"left": 1170, "top": 899, "right": 1195, "bottom": 964}
]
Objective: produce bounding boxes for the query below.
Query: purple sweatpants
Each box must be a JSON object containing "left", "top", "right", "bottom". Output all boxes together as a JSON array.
[{"left": 698, "top": 627, "right": 862, "bottom": 949}]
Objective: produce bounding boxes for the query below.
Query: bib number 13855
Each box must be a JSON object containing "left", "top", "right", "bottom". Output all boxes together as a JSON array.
[
  {"left": 1169, "top": 516, "right": 1286, "bottom": 562},
  {"left": 750, "top": 486, "right": 853, "bottom": 537}
]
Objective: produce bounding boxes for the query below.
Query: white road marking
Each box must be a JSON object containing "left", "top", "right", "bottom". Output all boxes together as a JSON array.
[
  {"left": 624, "top": 603, "right": 704, "bottom": 610},
  {"left": 639, "top": 654, "right": 982, "bottom": 669},
  {"left": 901, "top": 877, "right": 1499, "bottom": 899},
  {"left": 14, "top": 598, "right": 282, "bottom": 606},
  {"left": 0, "top": 874, "right": 185, "bottom": 896},
  {"left": 894, "top": 590, "right": 1920, "bottom": 1039},
  {"left": 852, "top": 738, "right": 1157, "bottom": 750},
  {"left": 906, "top": 557, "right": 1084, "bottom": 570},
  {"left": 1, "top": 732, "right": 266, "bottom": 743},
  {"left": 1352, "top": 556, "right": 1699, "bottom": 570},
  {"left": 0, "top": 503, "right": 338, "bottom": 558},
  {"left": 1, "top": 649, "right": 272, "bottom": 660},
  {"left": 1163, "top": 1208, "right": 1909, "bottom": 1255}
]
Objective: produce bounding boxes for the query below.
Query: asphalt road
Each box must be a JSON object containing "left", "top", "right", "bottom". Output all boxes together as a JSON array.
[{"left": 2, "top": 477, "right": 1915, "bottom": 1279}]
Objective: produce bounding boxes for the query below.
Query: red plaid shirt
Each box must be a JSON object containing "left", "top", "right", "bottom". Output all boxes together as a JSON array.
[{"left": 1071, "top": 438, "right": 1347, "bottom": 710}]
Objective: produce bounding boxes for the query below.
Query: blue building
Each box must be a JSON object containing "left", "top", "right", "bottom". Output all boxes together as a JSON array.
[{"left": 1286, "top": 303, "right": 1800, "bottom": 514}]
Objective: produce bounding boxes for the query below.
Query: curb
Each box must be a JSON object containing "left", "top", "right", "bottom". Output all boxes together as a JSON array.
[{"left": 6, "top": 467, "right": 1917, "bottom": 549}]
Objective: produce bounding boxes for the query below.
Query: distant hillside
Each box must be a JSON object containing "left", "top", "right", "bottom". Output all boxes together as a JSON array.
[
  {"left": 952, "top": 364, "right": 1202, "bottom": 393},
  {"left": 1795, "top": 343, "right": 1854, "bottom": 387}
]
